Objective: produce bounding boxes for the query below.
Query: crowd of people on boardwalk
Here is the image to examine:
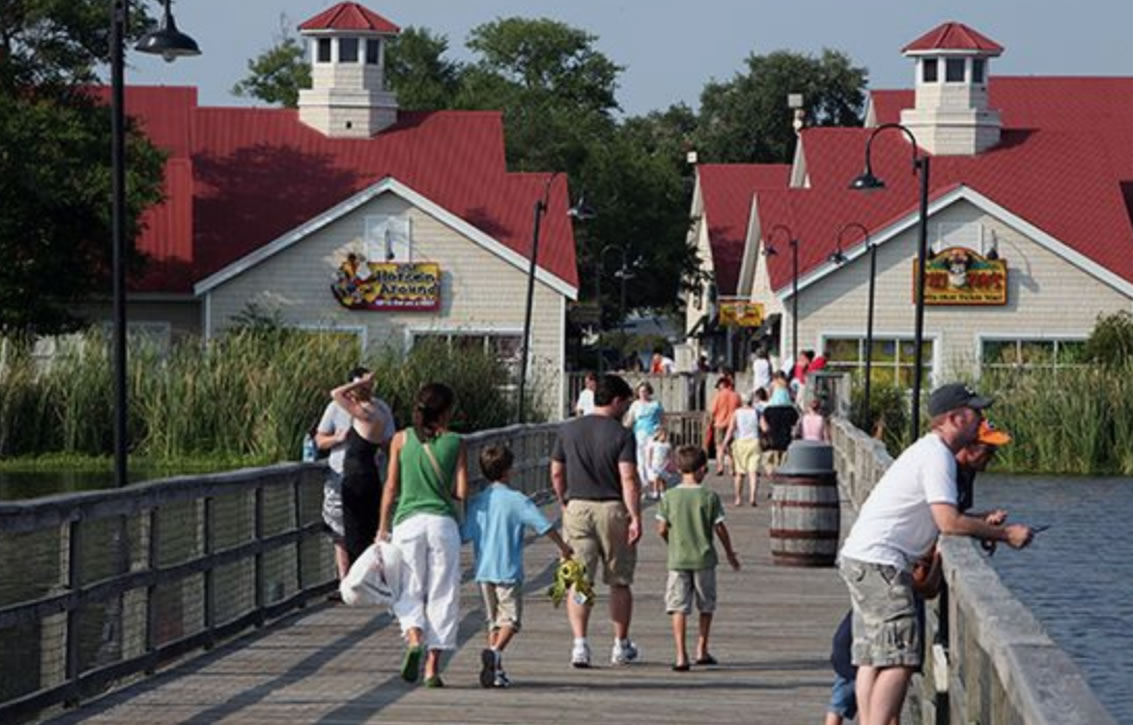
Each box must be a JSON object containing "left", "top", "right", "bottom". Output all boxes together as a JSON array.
[{"left": 312, "top": 360, "right": 1037, "bottom": 720}]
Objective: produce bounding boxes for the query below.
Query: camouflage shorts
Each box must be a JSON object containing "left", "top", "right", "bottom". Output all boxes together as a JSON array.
[{"left": 839, "top": 557, "right": 921, "bottom": 668}]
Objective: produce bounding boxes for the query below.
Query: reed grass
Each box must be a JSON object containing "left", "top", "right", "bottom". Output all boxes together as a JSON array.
[{"left": 0, "top": 328, "right": 540, "bottom": 464}]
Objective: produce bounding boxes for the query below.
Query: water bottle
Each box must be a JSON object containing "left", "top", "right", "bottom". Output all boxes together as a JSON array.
[{"left": 302, "top": 433, "right": 317, "bottom": 462}]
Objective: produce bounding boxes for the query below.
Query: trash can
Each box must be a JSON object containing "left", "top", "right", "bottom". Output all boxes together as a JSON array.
[{"left": 769, "top": 440, "right": 840, "bottom": 567}]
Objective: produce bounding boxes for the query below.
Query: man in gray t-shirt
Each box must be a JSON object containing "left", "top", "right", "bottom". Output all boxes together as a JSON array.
[
  {"left": 551, "top": 374, "right": 642, "bottom": 668},
  {"left": 315, "top": 366, "right": 395, "bottom": 580}
]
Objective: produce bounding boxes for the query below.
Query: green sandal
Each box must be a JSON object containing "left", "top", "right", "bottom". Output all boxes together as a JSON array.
[
  {"left": 424, "top": 675, "right": 444, "bottom": 688},
  {"left": 400, "top": 645, "right": 424, "bottom": 683}
]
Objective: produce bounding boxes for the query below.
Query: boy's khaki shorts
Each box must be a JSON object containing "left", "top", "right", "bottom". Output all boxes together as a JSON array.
[
  {"left": 839, "top": 557, "right": 921, "bottom": 668},
  {"left": 664, "top": 568, "right": 717, "bottom": 614},
  {"left": 480, "top": 582, "right": 523, "bottom": 632},
  {"left": 562, "top": 499, "right": 636, "bottom": 587}
]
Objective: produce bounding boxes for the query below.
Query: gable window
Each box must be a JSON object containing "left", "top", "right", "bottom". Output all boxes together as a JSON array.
[
  {"left": 365, "top": 215, "right": 412, "bottom": 263},
  {"left": 339, "top": 37, "right": 359, "bottom": 63},
  {"left": 366, "top": 38, "right": 381, "bottom": 65},
  {"left": 922, "top": 58, "right": 938, "bottom": 83},
  {"left": 317, "top": 37, "right": 331, "bottom": 63},
  {"left": 945, "top": 58, "right": 966, "bottom": 83},
  {"left": 971, "top": 58, "right": 986, "bottom": 84}
]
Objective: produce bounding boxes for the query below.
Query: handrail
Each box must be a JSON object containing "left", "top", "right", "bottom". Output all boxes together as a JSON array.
[{"left": 0, "top": 421, "right": 561, "bottom": 722}]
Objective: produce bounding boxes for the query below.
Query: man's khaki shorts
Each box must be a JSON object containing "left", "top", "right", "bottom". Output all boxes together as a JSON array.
[
  {"left": 839, "top": 557, "right": 921, "bottom": 668},
  {"left": 563, "top": 499, "right": 636, "bottom": 587},
  {"left": 664, "top": 568, "right": 717, "bottom": 614},
  {"left": 480, "top": 582, "right": 523, "bottom": 632}
]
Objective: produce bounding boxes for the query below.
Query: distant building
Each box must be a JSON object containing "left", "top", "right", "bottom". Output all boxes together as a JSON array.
[
  {"left": 685, "top": 22, "right": 1133, "bottom": 383},
  {"left": 87, "top": 2, "right": 578, "bottom": 413}
]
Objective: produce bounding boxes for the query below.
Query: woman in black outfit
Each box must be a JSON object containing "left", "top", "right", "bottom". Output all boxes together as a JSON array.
[{"left": 331, "top": 372, "right": 390, "bottom": 563}]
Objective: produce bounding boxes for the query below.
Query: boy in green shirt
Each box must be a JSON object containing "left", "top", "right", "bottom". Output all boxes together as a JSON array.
[{"left": 656, "top": 445, "right": 740, "bottom": 671}]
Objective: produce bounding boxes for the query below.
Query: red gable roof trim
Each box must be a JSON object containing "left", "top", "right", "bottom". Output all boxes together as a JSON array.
[
  {"left": 194, "top": 176, "right": 578, "bottom": 299},
  {"left": 298, "top": 2, "right": 400, "bottom": 33},
  {"left": 902, "top": 22, "right": 1003, "bottom": 54}
]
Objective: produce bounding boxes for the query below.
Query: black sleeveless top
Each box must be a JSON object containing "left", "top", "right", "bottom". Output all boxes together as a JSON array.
[{"left": 341, "top": 426, "right": 379, "bottom": 483}]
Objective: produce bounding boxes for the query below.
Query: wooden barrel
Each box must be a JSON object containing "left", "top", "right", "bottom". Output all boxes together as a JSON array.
[{"left": 769, "top": 472, "right": 840, "bottom": 567}]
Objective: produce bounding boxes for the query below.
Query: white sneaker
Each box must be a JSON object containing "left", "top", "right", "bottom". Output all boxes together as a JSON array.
[
  {"left": 611, "top": 639, "right": 639, "bottom": 665},
  {"left": 493, "top": 669, "right": 512, "bottom": 688},
  {"left": 571, "top": 640, "right": 591, "bottom": 668}
]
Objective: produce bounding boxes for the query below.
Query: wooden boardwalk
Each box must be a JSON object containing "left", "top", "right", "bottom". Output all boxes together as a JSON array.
[{"left": 46, "top": 474, "right": 852, "bottom": 724}]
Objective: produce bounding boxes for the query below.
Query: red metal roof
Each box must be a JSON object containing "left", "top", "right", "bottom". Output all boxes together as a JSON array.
[
  {"left": 759, "top": 125, "right": 1133, "bottom": 292},
  {"left": 902, "top": 22, "right": 1003, "bottom": 54},
  {"left": 696, "top": 164, "right": 790, "bottom": 295},
  {"left": 298, "top": 2, "right": 399, "bottom": 34},
  {"left": 113, "top": 86, "right": 577, "bottom": 293}
]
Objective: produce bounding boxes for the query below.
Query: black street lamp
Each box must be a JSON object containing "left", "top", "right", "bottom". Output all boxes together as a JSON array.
[
  {"left": 517, "top": 177, "right": 592, "bottom": 423},
  {"left": 850, "top": 122, "right": 931, "bottom": 439},
  {"left": 111, "top": 0, "right": 200, "bottom": 488},
  {"left": 594, "top": 244, "right": 636, "bottom": 376},
  {"left": 764, "top": 224, "right": 800, "bottom": 368},
  {"left": 829, "top": 222, "right": 877, "bottom": 433}
]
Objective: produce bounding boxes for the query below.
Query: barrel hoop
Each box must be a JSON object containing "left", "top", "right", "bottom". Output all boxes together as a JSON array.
[
  {"left": 771, "top": 500, "right": 840, "bottom": 509},
  {"left": 768, "top": 529, "right": 840, "bottom": 540},
  {"left": 769, "top": 479, "right": 838, "bottom": 487},
  {"left": 771, "top": 553, "right": 836, "bottom": 567}
]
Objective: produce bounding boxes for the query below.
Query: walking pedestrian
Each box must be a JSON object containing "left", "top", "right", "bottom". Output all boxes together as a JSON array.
[
  {"left": 750, "top": 346, "right": 773, "bottom": 394},
  {"left": 721, "top": 391, "right": 762, "bottom": 506},
  {"left": 625, "top": 382, "right": 664, "bottom": 489},
  {"left": 837, "top": 383, "right": 1034, "bottom": 725},
  {"left": 759, "top": 380, "right": 799, "bottom": 478},
  {"left": 550, "top": 374, "right": 642, "bottom": 668},
  {"left": 800, "top": 397, "right": 831, "bottom": 442},
  {"left": 574, "top": 371, "right": 598, "bottom": 416},
  {"left": 329, "top": 370, "right": 394, "bottom": 567},
  {"left": 377, "top": 383, "right": 469, "bottom": 687},
  {"left": 708, "top": 377, "right": 742, "bottom": 476}
]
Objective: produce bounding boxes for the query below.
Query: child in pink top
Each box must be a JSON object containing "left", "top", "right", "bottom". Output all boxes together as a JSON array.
[{"left": 800, "top": 398, "right": 830, "bottom": 442}]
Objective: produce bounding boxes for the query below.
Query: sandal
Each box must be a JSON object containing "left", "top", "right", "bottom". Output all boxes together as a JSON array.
[
  {"left": 695, "top": 654, "right": 718, "bottom": 666},
  {"left": 671, "top": 661, "right": 690, "bottom": 672},
  {"left": 424, "top": 675, "right": 444, "bottom": 688},
  {"left": 400, "top": 644, "right": 424, "bottom": 683}
]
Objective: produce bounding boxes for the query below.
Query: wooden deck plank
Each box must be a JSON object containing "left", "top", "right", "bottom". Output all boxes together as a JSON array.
[{"left": 46, "top": 473, "right": 852, "bottom": 724}]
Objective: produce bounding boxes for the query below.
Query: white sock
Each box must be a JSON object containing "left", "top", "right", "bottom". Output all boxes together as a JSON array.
[{"left": 573, "top": 637, "right": 587, "bottom": 647}]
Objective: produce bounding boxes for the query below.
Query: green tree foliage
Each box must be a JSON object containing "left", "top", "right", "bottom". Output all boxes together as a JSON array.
[
  {"left": 231, "top": 18, "right": 310, "bottom": 108},
  {"left": 385, "top": 27, "right": 463, "bottom": 111},
  {"left": 697, "top": 49, "right": 866, "bottom": 163},
  {"left": 1084, "top": 310, "right": 1133, "bottom": 366},
  {"left": 0, "top": 0, "right": 166, "bottom": 336}
]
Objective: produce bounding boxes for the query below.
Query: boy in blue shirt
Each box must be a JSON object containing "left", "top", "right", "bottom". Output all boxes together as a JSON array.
[{"left": 464, "top": 445, "right": 573, "bottom": 688}]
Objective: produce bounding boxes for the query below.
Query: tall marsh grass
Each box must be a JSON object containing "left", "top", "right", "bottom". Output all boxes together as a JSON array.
[{"left": 0, "top": 329, "right": 536, "bottom": 463}]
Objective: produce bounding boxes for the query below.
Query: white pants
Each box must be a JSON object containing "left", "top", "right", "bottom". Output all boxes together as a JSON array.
[
  {"left": 391, "top": 513, "right": 461, "bottom": 650},
  {"left": 635, "top": 432, "right": 652, "bottom": 488}
]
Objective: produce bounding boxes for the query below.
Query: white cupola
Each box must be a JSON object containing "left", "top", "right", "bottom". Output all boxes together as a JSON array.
[
  {"left": 296, "top": 2, "right": 400, "bottom": 138},
  {"left": 899, "top": 22, "right": 1003, "bottom": 156}
]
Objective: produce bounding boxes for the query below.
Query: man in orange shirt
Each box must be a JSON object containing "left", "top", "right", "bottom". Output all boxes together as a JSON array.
[{"left": 708, "top": 377, "right": 742, "bottom": 476}]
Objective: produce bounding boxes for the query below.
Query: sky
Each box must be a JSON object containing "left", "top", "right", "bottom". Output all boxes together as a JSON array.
[{"left": 129, "top": 0, "right": 1133, "bottom": 117}]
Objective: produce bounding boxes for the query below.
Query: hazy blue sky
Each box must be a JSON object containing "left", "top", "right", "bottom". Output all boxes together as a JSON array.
[{"left": 130, "top": 0, "right": 1133, "bottom": 116}]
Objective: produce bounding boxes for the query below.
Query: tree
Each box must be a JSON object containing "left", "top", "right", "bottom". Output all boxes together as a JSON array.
[
  {"left": 696, "top": 49, "right": 866, "bottom": 163},
  {"left": 231, "top": 17, "right": 309, "bottom": 108},
  {"left": 385, "top": 27, "right": 463, "bottom": 111},
  {"left": 0, "top": 0, "right": 166, "bottom": 336}
]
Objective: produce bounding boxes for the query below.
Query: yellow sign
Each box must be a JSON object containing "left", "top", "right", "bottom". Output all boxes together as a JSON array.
[
  {"left": 332, "top": 256, "right": 441, "bottom": 311},
  {"left": 915, "top": 246, "right": 1007, "bottom": 306},
  {"left": 718, "top": 299, "right": 764, "bottom": 327}
]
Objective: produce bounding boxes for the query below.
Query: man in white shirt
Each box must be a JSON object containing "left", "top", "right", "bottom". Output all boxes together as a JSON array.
[
  {"left": 574, "top": 371, "right": 597, "bottom": 416},
  {"left": 316, "top": 366, "right": 395, "bottom": 581},
  {"left": 838, "top": 383, "right": 1033, "bottom": 725}
]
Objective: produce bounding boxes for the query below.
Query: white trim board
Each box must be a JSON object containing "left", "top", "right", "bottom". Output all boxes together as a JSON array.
[
  {"left": 193, "top": 176, "right": 578, "bottom": 300},
  {"left": 776, "top": 185, "right": 1133, "bottom": 301}
]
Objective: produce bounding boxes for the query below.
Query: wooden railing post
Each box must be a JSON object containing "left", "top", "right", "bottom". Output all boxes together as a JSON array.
[
  {"left": 202, "top": 497, "right": 215, "bottom": 649},
  {"left": 293, "top": 477, "right": 304, "bottom": 599},
  {"left": 63, "top": 517, "right": 81, "bottom": 706},
  {"left": 144, "top": 507, "right": 160, "bottom": 674},
  {"left": 253, "top": 486, "right": 265, "bottom": 627}
]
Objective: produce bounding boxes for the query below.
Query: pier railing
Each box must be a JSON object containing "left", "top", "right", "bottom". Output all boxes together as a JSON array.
[
  {"left": 831, "top": 417, "right": 1116, "bottom": 725},
  {"left": 0, "top": 422, "right": 558, "bottom": 722}
]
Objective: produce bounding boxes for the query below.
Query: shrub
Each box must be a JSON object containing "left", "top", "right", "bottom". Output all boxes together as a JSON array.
[{"left": 1084, "top": 310, "right": 1133, "bottom": 367}]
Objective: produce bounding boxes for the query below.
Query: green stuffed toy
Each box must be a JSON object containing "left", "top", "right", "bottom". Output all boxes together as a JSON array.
[{"left": 547, "top": 558, "right": 595, "bottom": 608}]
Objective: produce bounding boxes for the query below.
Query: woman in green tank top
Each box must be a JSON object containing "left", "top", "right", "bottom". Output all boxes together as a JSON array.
[{"left": 378, "top": 383, "right": 468, "bottom": 687}]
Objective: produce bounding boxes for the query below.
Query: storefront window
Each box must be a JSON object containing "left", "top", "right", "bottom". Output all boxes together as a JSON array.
[
  {"left": 824, "top": 335, "right": 935, "bottom": 388},
  {"left": 412, "top": 331, "right": 524, "bottom": 379},
  {"left": 981, "top": 338, "right": 1086, "bottom": 372}
]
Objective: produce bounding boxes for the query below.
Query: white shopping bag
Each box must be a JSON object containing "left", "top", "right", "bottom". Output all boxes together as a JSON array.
[{"left": 340, "top": 540, "right": 404, "bottom": 607}]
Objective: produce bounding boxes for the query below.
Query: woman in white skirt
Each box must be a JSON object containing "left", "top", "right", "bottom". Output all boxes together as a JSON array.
[{"left": 378, "top": 383, "right": 468, "bottom": 687}]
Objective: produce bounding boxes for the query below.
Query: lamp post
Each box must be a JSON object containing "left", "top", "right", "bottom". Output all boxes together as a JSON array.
[
  {"left": 829, "top": 222, "right": 877, "bottom": 432},
  {"left": 111, "top": 0, "right": 200, "bottom": 488},
  {"left": 594, "top": 244, "right": 633, "bottom": 376},
  {"left": 517, "top": 177, "right": 592, "bottom": 423},
  {"left": 850, "top": 123, "right": 931, "bottom": 440},
  {"left": 764, "top": 224, "right": 799, "bottom": 368}
]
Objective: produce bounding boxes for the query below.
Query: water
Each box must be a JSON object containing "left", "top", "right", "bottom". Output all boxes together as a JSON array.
[
  {"left": 978, "top": 474, "right": 1133, "bottom": 723},
  {"left": 0, "top": 469, "right": 154, "bottom": 501}
]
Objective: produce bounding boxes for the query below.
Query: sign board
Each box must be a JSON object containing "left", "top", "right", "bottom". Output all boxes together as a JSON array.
[
  {"left": 332, "top": 255, "right": 441, "bottom": 311},
  {"left": 915, "top": 246, "right": 1007, "bottom": 305},
  {"left": 718, "top": 299, "right": 764, "bottom": 327}
]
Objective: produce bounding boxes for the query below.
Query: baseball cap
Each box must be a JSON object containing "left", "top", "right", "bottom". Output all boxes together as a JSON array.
[
  {"left": 927, "top": 382, "right": 994, "bottom": 417},
  {"left": 977, "top": 420, "right": 1011, "bottom": 446}
]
